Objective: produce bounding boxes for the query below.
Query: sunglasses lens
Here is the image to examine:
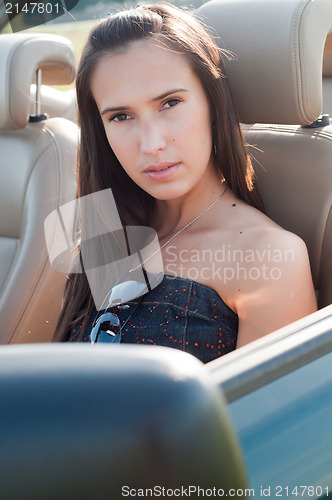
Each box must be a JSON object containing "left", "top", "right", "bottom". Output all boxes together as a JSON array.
[
  {"left": 90, "top": 312, "right": 121, "bottom": 344},
  {"left": 95, "top": 330, "right": 121, "bottom": 343}
]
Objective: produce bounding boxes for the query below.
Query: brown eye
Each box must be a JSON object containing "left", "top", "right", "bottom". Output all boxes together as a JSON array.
[
  {"left": 162, "top": 98, "right": 181, "bottom": 110},
  {"left": 109, "top": 113, "right": 131, "bottom": 122}
]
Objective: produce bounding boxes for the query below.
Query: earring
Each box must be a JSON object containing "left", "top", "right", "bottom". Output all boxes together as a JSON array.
[{"left": 212, "top": 125, "right": 217, "bottom": 155}]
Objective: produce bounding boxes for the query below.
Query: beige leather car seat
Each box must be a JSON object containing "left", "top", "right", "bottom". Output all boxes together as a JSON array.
[
  {"left": 30, "top": 85, "right": 77, "bottom": 123},
  {"left": 197, "top": 0, "right": 332, "bottom": 308},
  {"left": 0, "top": 34, "right": 78, "bottom": 343}
]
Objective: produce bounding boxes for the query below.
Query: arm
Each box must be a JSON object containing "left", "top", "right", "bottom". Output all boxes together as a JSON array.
[{"left": 234, "top": 232, "right": 317, "bottom": 348}]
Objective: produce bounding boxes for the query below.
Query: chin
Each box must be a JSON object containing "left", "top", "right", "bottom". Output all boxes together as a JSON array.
[
  {"left": 149, "top": 189, "right": 189, "bottom": 201},
  {"left": 143, "top": 182, "right": 191, "bottom": 201}
]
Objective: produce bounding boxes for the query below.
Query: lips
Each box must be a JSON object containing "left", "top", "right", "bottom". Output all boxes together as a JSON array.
[
  {"left": 144, "top": 162, "right": 180, "bottom": 180},
  {"left": 144, "top": 162, "right": 178, "bottom": 173}
]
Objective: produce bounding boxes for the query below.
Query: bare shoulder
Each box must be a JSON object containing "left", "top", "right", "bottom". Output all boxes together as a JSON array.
[
  {"left": 211, "top": 190, "right": 317, "bottom": 321},
  {"left": 239, "top": 210, "right": 310, "bottom": 264},
  {"left": 219, "top": 196, "right": 317, "bottom": 346},
  {"left": 221, "top": 190, "right": 308, "bottom": 260},
  {"left": 241, "top": 222, "right": 313, "bottom": 294}
]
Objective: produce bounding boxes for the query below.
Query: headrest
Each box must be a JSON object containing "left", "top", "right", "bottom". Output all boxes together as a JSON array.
[
  {"left": 0, "top": 34, "right": 76, "bottom": 130},
  {"left": 196, "top": 0, "right": 332, "bottom": 125},
  {"left": 30, "top": 85, "right": 77, "bottom": 122}
]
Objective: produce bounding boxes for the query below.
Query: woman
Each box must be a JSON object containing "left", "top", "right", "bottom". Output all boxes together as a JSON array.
[{"left": 54, "top": 3, "right": 317, "bottom": 362}]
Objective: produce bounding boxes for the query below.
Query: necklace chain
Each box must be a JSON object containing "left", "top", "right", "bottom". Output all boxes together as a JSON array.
[{"left": 129, "top": 184, "right": 227, "bottom": 273}]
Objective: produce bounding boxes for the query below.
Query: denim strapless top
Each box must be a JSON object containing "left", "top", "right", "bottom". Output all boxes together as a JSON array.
[{"left": 69, "top": 275, "right": 238, "bottom": 364}]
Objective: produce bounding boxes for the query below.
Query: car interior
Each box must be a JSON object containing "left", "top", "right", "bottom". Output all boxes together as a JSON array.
[
  {"left": 1, "top": 0, "right": 332, "bottom": 346},
  {"left": 0, "top": 33, "right": 78, "bottom": 343},
  {"left": 0, "top": 0, "right": 331, "bottom": 497}
]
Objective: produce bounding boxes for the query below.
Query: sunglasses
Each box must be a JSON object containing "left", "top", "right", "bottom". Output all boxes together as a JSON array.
[
  {"left": 90, "top": 311, "right": 121, "bottom": 344},
  {"left": 90, "top": 271, "right": 164, "bottom": 344}
]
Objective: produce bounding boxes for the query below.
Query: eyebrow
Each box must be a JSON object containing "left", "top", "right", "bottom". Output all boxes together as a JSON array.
[{"left": 100, "top": 88, "right": 188, "bottom": 116}]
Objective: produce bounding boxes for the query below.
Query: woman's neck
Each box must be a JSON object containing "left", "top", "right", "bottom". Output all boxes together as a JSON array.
[{"left": 152, "top": 180, "right": 227, "bottom": 240}]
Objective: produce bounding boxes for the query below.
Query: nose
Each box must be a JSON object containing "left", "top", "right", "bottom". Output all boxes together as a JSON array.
[{"left": 139, "top": 119, "right": 166, "bottom": 156}]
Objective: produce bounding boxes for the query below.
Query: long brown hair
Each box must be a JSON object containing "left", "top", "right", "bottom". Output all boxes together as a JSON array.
[{"left": 53, "top": 3, "right": 264, "bottom": 341}]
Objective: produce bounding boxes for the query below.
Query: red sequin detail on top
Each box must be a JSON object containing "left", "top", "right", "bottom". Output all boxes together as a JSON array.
[{"left": 69, "top": 275, "right": 238, "bottom": 364}]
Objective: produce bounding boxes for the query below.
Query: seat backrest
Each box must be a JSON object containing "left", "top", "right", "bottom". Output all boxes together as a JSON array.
[
  {"left": 0, "top": 34, "right": 78, "bottom": 343},
  {"left": 196, "top": 0, "right": 332, "bottom": 308}
]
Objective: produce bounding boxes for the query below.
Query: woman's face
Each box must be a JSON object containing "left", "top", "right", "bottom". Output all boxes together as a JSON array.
[{"left": 91, "top": 38, "right": 216, "bottom": 200}]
